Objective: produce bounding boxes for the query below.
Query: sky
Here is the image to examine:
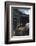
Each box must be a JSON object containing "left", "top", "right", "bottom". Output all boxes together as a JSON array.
[{"left": 18, "top": 8, "right": 31, "bottom": 15}]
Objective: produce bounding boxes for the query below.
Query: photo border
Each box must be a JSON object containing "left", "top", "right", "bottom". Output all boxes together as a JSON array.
[{"left": 9, "top": 5, "right": 33, "bottom": 41}]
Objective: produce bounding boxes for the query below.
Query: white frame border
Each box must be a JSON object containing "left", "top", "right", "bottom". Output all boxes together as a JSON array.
[{"left": 9, "top": 5, "right": 33, "bottom": 41}]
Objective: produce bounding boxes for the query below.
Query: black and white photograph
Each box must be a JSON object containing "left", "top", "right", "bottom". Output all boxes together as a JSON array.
[{"left": 11, "top": 7, "right": 29, "bottom": 36}]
